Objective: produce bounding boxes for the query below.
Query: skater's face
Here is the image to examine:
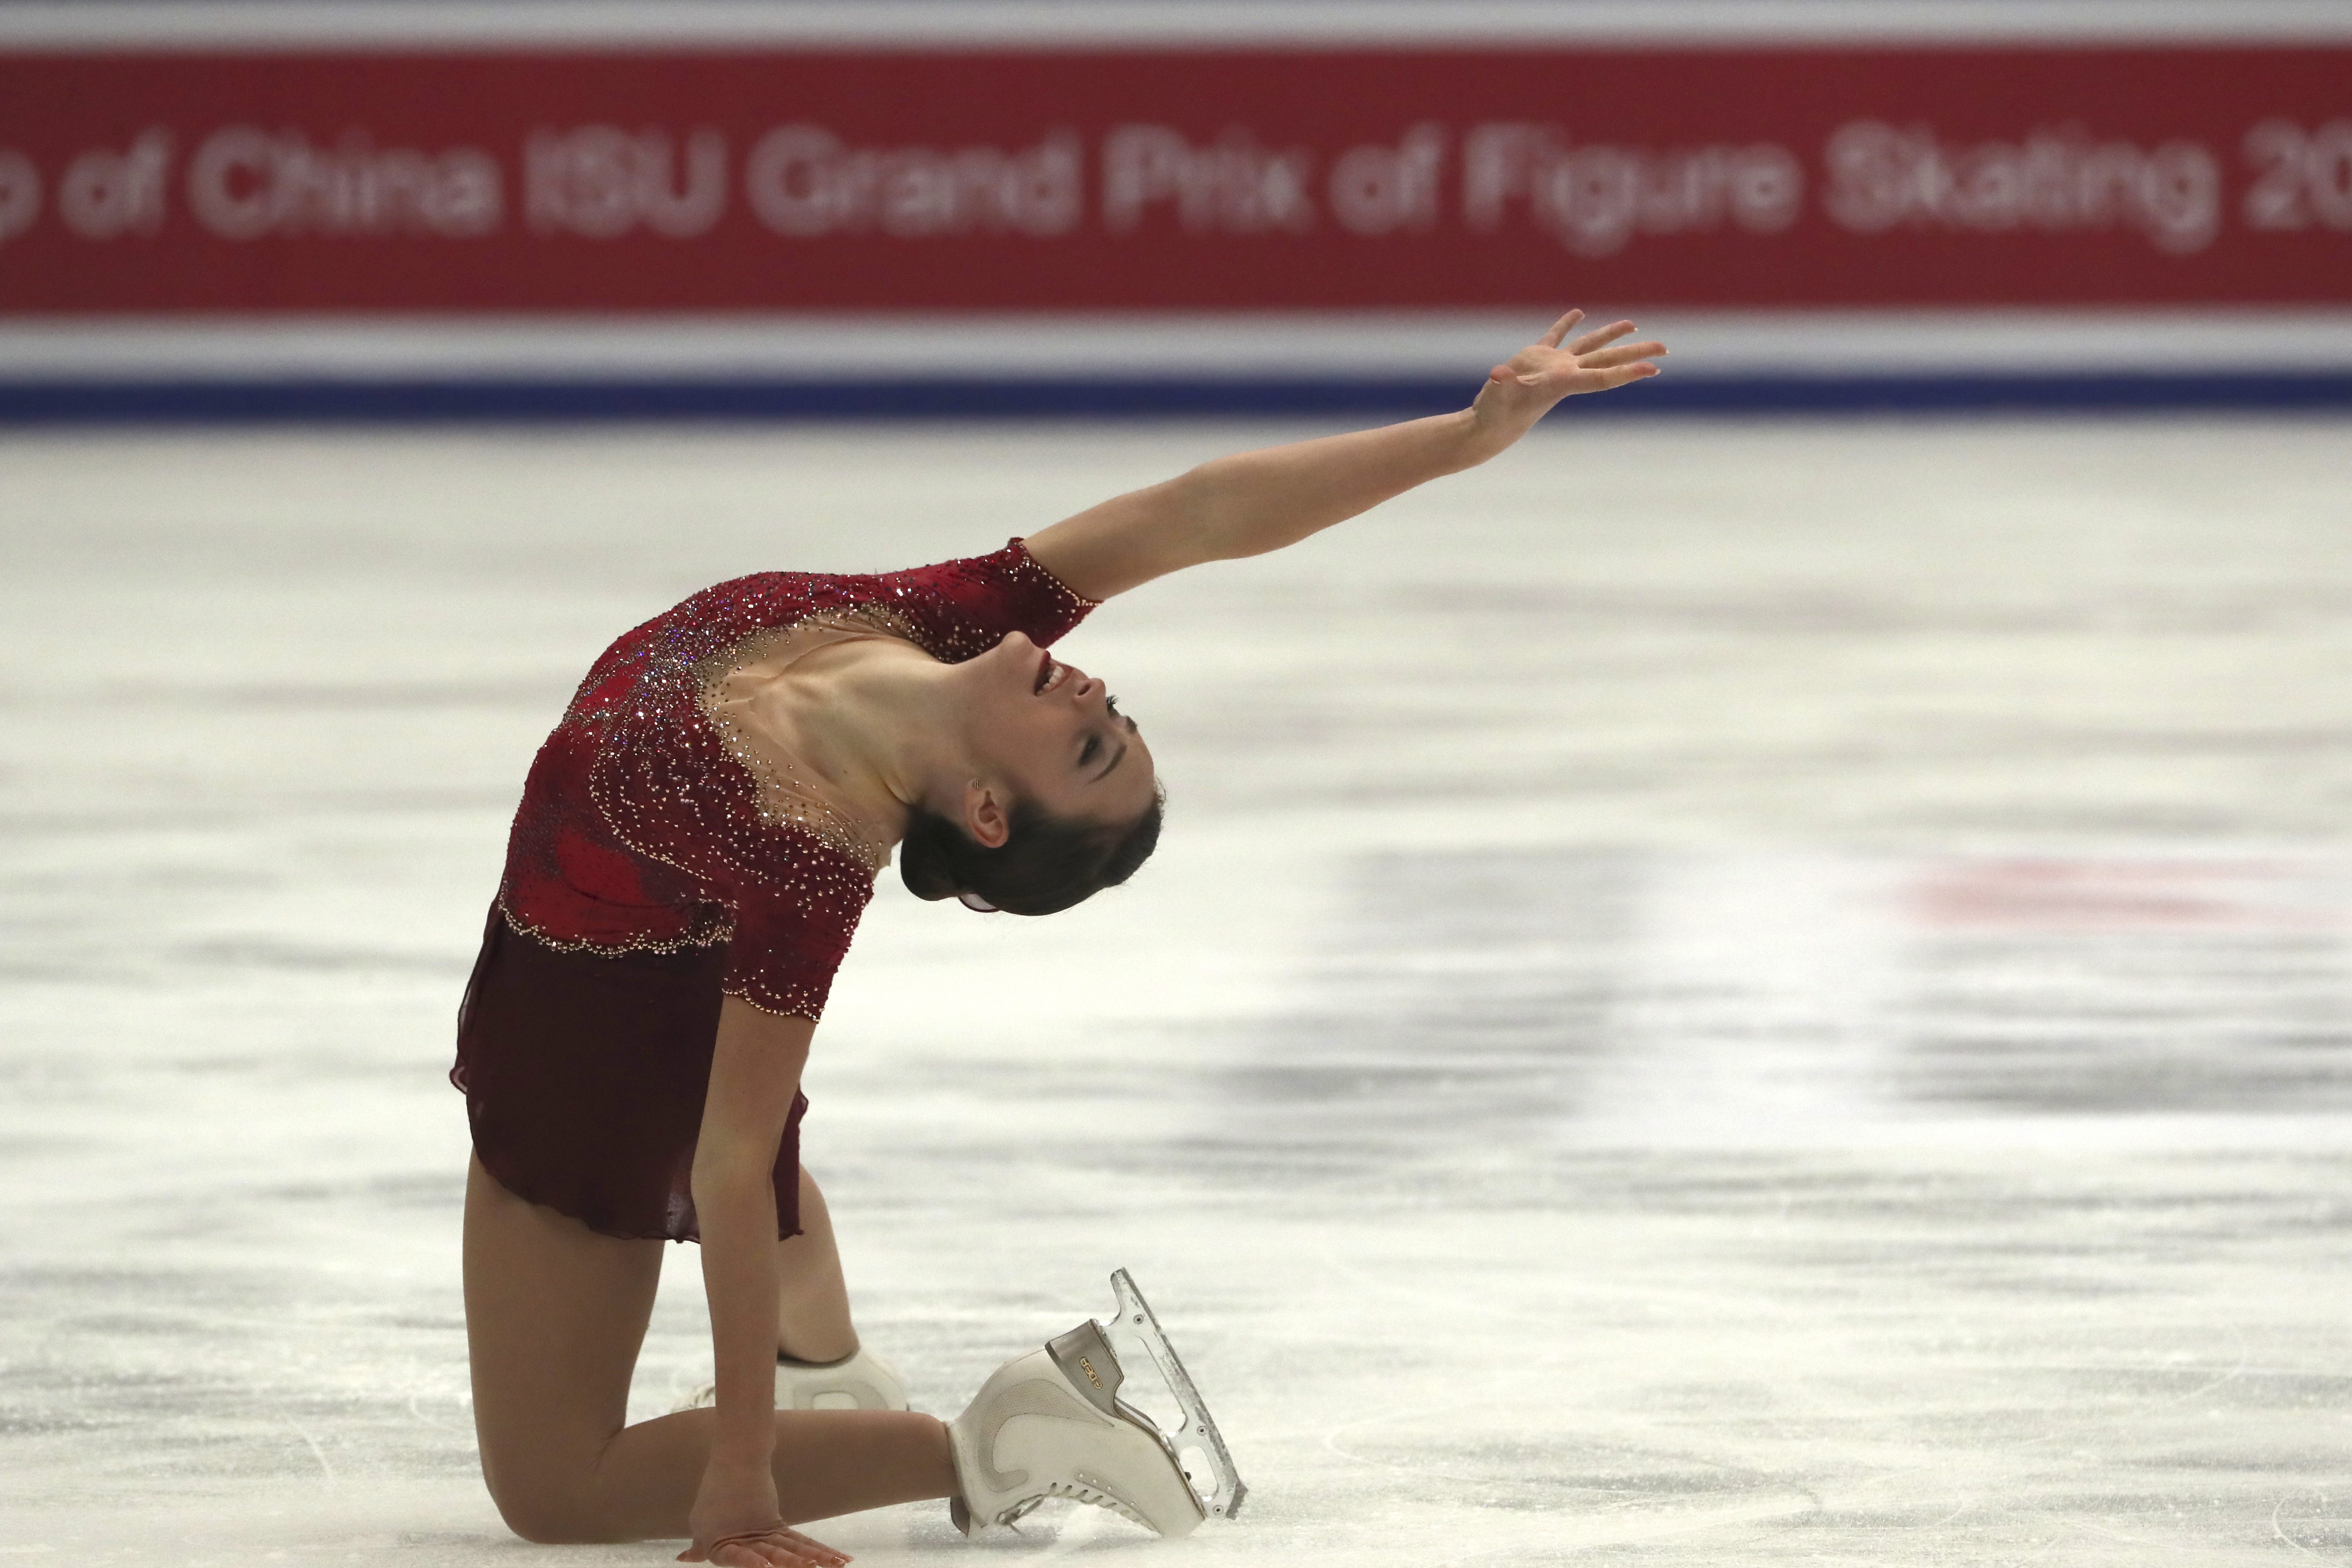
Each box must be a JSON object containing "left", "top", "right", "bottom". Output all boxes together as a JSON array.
[{"left": 956, "top": 631, "right": 1157, "bottom": 837}]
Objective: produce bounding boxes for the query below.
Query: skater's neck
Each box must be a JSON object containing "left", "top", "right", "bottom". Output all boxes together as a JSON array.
[{"left": 760, "top": 637, "right": 971, "bottom": 842}]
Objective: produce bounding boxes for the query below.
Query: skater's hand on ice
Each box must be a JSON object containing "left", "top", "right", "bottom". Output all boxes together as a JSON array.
[
  {"left": 1467, "top": 310, "right": 1665, "bottom": 454},
  {"left": 680, "top": 1461, "right": 850, "bottom": 1568},
  {"left": 678, "top": 1524, "right": 849, "bottom": 1568}
]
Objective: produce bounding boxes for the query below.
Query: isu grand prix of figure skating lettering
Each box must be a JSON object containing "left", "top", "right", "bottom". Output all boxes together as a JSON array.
[{"left": 0, "top": 46, "right": 2345, "bottom": 310}]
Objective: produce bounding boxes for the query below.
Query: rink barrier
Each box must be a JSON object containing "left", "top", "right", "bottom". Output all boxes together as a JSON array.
[{"left": 1, "top": 374, "right": 2348, "bottom": 422}]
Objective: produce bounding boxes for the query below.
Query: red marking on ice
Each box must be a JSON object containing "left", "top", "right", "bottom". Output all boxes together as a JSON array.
[{"left": 1903, "top": 858, "right": 2348, "bottom": 933}]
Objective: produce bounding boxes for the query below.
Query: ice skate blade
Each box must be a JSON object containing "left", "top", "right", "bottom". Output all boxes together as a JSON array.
[{"left": 1102, "top": 1268, "right": 1247, "bottom": 1522}]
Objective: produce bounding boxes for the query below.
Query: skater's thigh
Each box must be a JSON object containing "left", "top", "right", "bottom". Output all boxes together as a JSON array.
[{"left": 462, "top": 1155, "right": 664, "bottom": 1499}]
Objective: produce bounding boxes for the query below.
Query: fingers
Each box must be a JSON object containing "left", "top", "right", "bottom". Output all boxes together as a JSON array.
[
  {"left": 1537, "top": 309, "right": 1584, "bottom": 349},
  {"left": 1485, "top": 321, "right": 1666, "bottom": 403},
  {"left": 709, "top": 1543, "right": 824, "bottom": 1568},
  {"left": 1577, "top": 340, "right": 1667, "bottom": 371},
  {"left": 778, "top": 1528, "right": 850, "bottom": 1565},
  {"left": 1567, "top": 319, "right": 1640, "bottom": 356},
  {"left": 699, "top": 1529, "right": 848, "bottom": 1568},
  {"left": 711, "top": 1544, "right": 790, "bottom": 1568}
]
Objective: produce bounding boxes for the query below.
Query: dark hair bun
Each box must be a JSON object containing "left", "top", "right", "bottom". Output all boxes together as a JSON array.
[
  {"left": 898, "top": 790, "right": 1164, "bottom": 916},
  {"left": 897, "top": 807, "right": 974, "bottom": 903}
]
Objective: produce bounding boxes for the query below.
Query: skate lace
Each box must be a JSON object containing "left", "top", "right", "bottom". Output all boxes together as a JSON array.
[{"left": 997, "top": 1482, "right": 1147, "bottom": 1531}]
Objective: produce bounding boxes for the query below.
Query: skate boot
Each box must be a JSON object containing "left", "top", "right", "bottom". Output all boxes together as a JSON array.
[
  {"left": 947, "top": 1269, "right": 1245, "bottom": 1539},
  {"left": 776, "top": 1344, "right": 908, "bottom": 1411},
  {"left": 678, "top": 1343, "right": 910, "bottom": 1413}
]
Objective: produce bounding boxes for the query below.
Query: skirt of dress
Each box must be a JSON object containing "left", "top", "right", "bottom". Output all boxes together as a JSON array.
[{"left": 450, "top": 902, "right": 807, "bottom": 1243}]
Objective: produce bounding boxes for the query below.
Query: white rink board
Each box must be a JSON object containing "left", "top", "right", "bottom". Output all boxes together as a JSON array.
[
  {"left": 1, "top": 417, "right": 2349, "bottom": 1564},
  {"left": 6, "top": 0, "right": 2352, "bottom": 47},
  {"left": 11, "top": 310, "right": 2352, "bottom": 381}
]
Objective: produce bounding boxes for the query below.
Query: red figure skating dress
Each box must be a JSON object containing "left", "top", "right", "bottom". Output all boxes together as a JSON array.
[{"left": 451, "top": 541, "right": 1093, "bottom": 1242}]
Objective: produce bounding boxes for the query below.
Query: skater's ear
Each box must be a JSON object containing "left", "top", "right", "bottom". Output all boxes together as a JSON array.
[
  {"left": 963, "top": 778, "right": 1013, "bottom": 850},
  {"left": 897, "top": 784, "right": 1163, "bottom": 915}
]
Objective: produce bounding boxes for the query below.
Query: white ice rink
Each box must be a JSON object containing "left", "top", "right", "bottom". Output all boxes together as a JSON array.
[{"left": 3, "top": 416, "right": 2349, "bottom": 1565}]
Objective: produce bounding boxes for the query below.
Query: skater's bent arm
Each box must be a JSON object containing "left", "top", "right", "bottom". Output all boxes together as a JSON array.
[
  {"left": 1023, "top": 309, "right": 1665, "bottom": 602},
  {"left": 687, "top": 1000, "right": 814, "bottom": 1539}
]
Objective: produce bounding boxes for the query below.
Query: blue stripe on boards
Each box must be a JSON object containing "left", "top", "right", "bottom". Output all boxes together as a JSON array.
[{"left": 1, "top": 374, "right": 2349, "bottom": 423}]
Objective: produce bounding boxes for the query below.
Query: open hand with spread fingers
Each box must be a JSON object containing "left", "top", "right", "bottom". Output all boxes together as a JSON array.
[{"left": 1467, "top": 309, "right": 1667, "bottom": 455}]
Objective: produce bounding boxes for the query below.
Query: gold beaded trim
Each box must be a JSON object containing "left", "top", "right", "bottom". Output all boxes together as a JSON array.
[
  {"left": 720, "top": 983, "right": 821, "bottom": 1024},
  {"left": 496, "top": 894, "right": 730, "bottom": 957}
]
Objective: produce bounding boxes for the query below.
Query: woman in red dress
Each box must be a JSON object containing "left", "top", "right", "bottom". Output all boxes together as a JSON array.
[{"left": 453, "top": 313, "right": 1664, "bottom": 1565}]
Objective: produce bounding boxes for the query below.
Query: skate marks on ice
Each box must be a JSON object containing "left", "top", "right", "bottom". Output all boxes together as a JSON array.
[
  {"left": 1110, "top": 843, "right": 2352, "bottom": 1563},
  {"left": 1328, "top": 1173, "right": 2341, "bottom": 1557},
  {"left": 1242, "top": 1148, "right": 2351, "bottom": 1565}
]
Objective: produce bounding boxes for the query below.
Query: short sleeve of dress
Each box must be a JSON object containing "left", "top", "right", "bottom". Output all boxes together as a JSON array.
[
  {"left": 717, "top": 840, "right": 876, "bottom": 1021},
  {"left": 870, "top": 538, "right": 1097, "bottom": 664}
]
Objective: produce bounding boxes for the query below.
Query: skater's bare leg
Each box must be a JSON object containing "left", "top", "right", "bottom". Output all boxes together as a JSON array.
[
  {"left": 463, "top": 1155, "right": 953, "bottom": 1544},
  {"left": 776, "top": 1167, "right": 858, "bottom": 1363}
]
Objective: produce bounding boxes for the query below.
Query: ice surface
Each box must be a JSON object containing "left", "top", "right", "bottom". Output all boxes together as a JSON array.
[{"left": 2, "top": 419, "right": 2349, "bottom": 1565}]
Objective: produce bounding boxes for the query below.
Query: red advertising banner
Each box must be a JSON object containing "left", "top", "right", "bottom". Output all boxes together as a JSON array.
[{"left": 0, "top": 46, "right": 2346, "bottom": 313}]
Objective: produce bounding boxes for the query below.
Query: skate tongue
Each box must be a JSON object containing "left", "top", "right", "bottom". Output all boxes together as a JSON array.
[{"left": 1046, "top": 1319, "right": 1124, "bottom": 1417}]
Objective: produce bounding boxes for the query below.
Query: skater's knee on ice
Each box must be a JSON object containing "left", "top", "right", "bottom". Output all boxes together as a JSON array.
[{"left": 484, "top": 1462, "right": 613, "bottom": 1545}]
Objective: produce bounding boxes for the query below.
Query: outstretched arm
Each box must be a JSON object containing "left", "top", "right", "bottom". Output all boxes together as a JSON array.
[{"left": 1023, "top": 310, "right": 1664, "bottom": 602}]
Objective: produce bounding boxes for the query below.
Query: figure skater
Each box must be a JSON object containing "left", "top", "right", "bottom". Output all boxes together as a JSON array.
[{"left": 453, "top": 311, "right": 1666, "bottom": 1565}]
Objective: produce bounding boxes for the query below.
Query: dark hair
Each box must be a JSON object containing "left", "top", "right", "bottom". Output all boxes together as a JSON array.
[{"left": 898, "top": 786, "right": 1164, "bottom": 916}]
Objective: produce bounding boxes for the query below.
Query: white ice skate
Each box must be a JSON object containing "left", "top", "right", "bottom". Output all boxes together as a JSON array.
[
  {"left": 678, "top": 1343, "right": 910, "bottom": 1413},
  {"left": 947, "top": 1269, "right": 1245, "bottom": 1539}
]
